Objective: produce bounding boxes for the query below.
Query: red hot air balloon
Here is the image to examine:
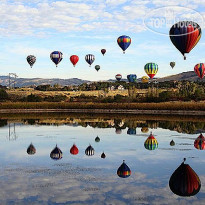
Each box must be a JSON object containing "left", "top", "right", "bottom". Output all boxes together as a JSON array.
[
  {"left": 101, "top": 49, "right": 106, "bottom": 56},
  {"left": 194, "top": 63, "right": 205, "bottom": 79},
  {"left": 194, "top": 134, "right": 205, "bottom": 150},
  {"left": 70, "top": 55, "right": 79, "bottom": 67},
  {"left": 169, "top": 158, "right": 201, "bottom": 197},
  {"left": 70, "top": 144, "right": 79, "bottom": 155}
]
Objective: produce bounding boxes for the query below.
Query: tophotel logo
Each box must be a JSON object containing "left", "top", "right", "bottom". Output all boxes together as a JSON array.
[{"left": 143, "top": 6, "right": 204, "bottom": 36}]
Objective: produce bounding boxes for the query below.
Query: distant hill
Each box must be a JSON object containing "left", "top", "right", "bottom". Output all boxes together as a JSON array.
[{"left": 0, "top": 76, "right": 90, "bottom": 87}]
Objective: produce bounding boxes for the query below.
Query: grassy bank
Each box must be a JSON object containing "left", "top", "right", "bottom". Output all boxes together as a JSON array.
[{"left": 0, "top": 101, "right": 205, "bottom": 111}]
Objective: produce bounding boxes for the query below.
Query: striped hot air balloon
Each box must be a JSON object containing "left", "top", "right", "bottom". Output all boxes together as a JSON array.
[
  {"left": 70, "top": 144, "right": 79, "bottom": 155},
  {"left": 117, "top": 35, "right": 131, "bottom": 53},
  {"left": 115, "top": 74, "right": 122, "bottom": 81},
  {"left": 144, "top": 63, "right": 158, "bottom": 79},
  {"left": 85, "top": 54, "right": 95, "bottom": 67},
  {"left": 194, "top": 134, "right": 205, "bottom": 150},
  {"left": 27, "top": 55, "right": 36, "bottom": 68},
  {"left": 194, "top": 63, "right": 205, "bottom": 79},
  {"left": 169, "top": 158, "right": 201, "bottom": 197},
  {"left": 117, "top": 160, "right": 131, "bottom": 178},
  {"left": 144, "top": 133, "right": 158, "bottom": 150},
  {"left": 50, "top": 145, "right": 63, "bottom": 160},
  {"left": 85, "top": 145, "right": 94, "bottom": 156},
  {"left": 50, "top": 51, "right": 63, "bottom": 67},
  {"left": 27, "top": 143, "right": 36, "bottom": 155},
  {"left": 169, "top": 21, "right": 202, "bottom": 60}
]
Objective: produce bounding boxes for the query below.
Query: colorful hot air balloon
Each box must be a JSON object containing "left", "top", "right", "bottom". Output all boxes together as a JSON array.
[
  {"left": 144, "top": 63, "right": 158, "bottom": 79},
  {"left": 144, "top": 133, "right": 158, "bottom": 150},
  {"left": 127, "top": 74, "right": 137, "bottom": 83},
  {"left": 117, "top": 35, "right": 131, "bottom": 53},
  {"left": 194, "top": 134, "right": 205, "bottom": 150},
  {"left": 141, "top": 76, "right": 149, "bottom": 83},
  {"left": 70, "top": 144, "right": 79, "bottom": 155},
  {"left": 70, "top": 55, "right": 79, "bottom": 67},
  {"left": 169, "top": 158, "right": 201, "bottom": 197},
  {"left": 85, "top": 54, "right": 95, "bottom": 67},
  {"left": 50, "top": 51, "right": 63, "bottom": 67},
  {"left": 141, "top": 127, "right": 149, "bottom": 133},
  {"left": 50, "top": 145, "right": 63, "bottom": 160},
  {"left": 27, "top": 143, "right": 36, "bottom": 155},
  {"left": 27, "top": 55, "right": 36, "bottom": 68},
  {"left": 170, "top": 62, "right": 175, "bottom": 69},
  {"left": 115, "top": 74, "right": 122, "bottom": 81},
  {"left": 101, "top": 49, "right": 106, "bottom": 56},
  {"left": 85, "top": 145, "right": 94, "bottom": 156},
  {"left": 170, "top": 140, "right": 175, "bottom": 146},
  {"left": 101, "top": 152, "right": 106, "bottom": 159},
  {"left": 95, "top": 136, "right": 100, "bottom": 142},
  {"left": 127, "top": 128, "right": 136, "bottom": 135},
  {"left": 169, "top": 21, "right": 202, "bottom": 60},
  {"left": 194, "top": 63, "right": 205, "bottom": 79},
  {"left": 117, "top": 160, "right": 131, "bottom": 178},
  {"left": 95, "top": 65, "right": 100, "bottom": 72}
]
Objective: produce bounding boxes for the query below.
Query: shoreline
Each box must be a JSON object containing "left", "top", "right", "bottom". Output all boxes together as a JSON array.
[{"left": 0, "top": 108, "right": 205, "bottom": 115}]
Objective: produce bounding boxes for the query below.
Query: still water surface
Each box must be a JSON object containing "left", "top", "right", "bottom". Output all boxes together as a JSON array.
[{"left": 0, "top": 114, "right": 205, "bottom": 205}]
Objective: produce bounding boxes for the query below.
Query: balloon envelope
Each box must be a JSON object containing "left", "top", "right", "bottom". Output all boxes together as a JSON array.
[
  {"left": 170, "top": 62, "right": 175, "bottom": 69},
  {"left": 144, "top": 63, "right": 158, "bottom": 79},
  {"left": 141, "top": 76, "right": 149, "bottom": 83},
  {"left": 50, "top": 145, "right": 63, "bottom": 160},
  {"left": 95, "top": 136, "right": 100, "bottom": 142},
  {"left": 144, "top": 133, "right": 158, "bottom": 150},
  {"left": 115, "top": 74, "right": 122, "bottom": 81},
  {"left": 169, "top": 21, "right": 201, "bottom": 60},
  {"left": 70, "top": 55, "right": 79, "bottom": 67},
  {"left": 27, "top": 55, "right": 36, "bottom": 68},
  {"left": 141, "top": 127, "right": 149, "bottom": 133},
  {"left": 70, "top": 144, "right": 79, "bottom": 155},
  {"left": 27, "top": 143, "right": 36, "bottom": 155},
  {"left": 101, "top": 49, "right": 106, "bottom": 55},
  {"left": 95, "top": 65, "right": 100, "bottom": 72},
  {"left": 85, "top": 145, "right": 94, "bottom": 156},
  {"left": 194, "top": 63, "right": 205, "bottom": 79},
  {"left": 117, "top": 35, "right": 131, "bottom": 53},
  {"left": 170, "top": 140, "right": 175, "bottom": 146},
  {"left": 85, "top": 54, "right": 95, "bottom": 66},
  {"left": 117, "top": 160, "right": 131, "bottom": 178},
  {"left": 194, "top": 134, "right": 205, "bottom": 150},
  {"left": 127, "top": 74, "right": 137, "bottom": 83},
  {"left": 169, "top": 160, "right": 201, "bottom": 196},
  {"left": 101, "top": 152, "right": 106, "bottom": 159},
  {"left": 50, "top": 51, "right": 63, "bottom": 67},
  {"left": 127, "top": 128, "right": 136, "bottom": 135}
]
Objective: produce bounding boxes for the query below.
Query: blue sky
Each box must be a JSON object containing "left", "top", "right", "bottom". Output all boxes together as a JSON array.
[{"left": 0, "top": 0, "right": 205, "bottom": 80}]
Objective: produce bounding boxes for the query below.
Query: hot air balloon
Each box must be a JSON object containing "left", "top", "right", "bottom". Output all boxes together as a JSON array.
[
  {"left": 169, "top": 158, "right": 201, "bottom": 197},
  {"left": 144, "top": 133, "right": 158, "bottom": 150},
  {"left": 95, "top": 65, "right": 100, "bottom": 72},
  {"left": 50, "top": 145, "right": 63, "bottom": 160},
  {"left": 170, "top": 140, "right": 175, "bottom": 146},
  {"left": 70, "top": 144, "right": 79, "bottom": 155},
  {"left": 127, "top": 128, "right": 136, "bottom": 135},
  {"left": 127, "top": 74, "right": 137, "bottom": 83},
  {"left": 194, "top": 134, "right": 205, "bottom": 150},
  {"left": 170, "top": 62, "right": 175, "bottom": 69},
  {"left": 50, "top": 51, "right": 63, "bottom": 67},
  {"left": 141, "top": 76, "right": 149, "bottom": 83},
  {"left": 85, "top": 54, "right": 95, "bottom": 67},
  {"left": 144, "top": 63, "right": 158, "bottom": 79},
  {"left": 194, "top": 63, "right": 205, "bottom": 79},
  {"left": 115, "top": 74, "right": 122, "bottom": 81},
  {"left": 27, "top": 143, "right": 36, "bottom": 155},
  {"left": 141, "top": 127, "right": 149, "bottom": 133},
  {"left": 27, "top": 55, "right": 36, "bottom": 68},
  {"left": 101, "top": 152, "right": 106, "bottom": 159},
  {"left": 70, "top": 55, "right": 79, "bottom": 67},
  {"left": 101, "top": 49, "right": 106, "bottom": 56},
  {"left": 85, "top": 145, "right": 94, "bottom": 156},
  {"left": 95, "top": 136, "right": 100, "bottom": 142},
  {"left": 117, "top": 160, "right": 131, "bottom": 178},
  {"left": 117, "top": 35, "right": 131, "bottom": 53},
  {"left": 115, "top": 128, "right": 122, "bottom": 134},
  {"left": 169, "top": 21, "right": 202, "bottom": 60}
]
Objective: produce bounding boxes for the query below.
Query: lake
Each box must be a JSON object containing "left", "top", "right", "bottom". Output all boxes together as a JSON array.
[{"left": 0, "top": 113, "right": 205, "bottom": 205}]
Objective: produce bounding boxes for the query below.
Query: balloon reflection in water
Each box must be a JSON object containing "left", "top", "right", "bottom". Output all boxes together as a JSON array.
[
  {"left": 70, "top": 144, "right": 79, "bottom": 155},
  {"left": 141, "top": 127, "right": 149, "bottom": 133},
  {"left": 95, "top": 136, "right": 100, "bottom": 142},
  {"left": 50, "top": 145, "right": 63, "bottom": 160},
  {"left": 144, "top": 133, "right": 158, "bottom": 150},
  {"left": 194, "top": 133, "right": 205, "bottom": 150},
  {"left": 115, "top": 128, "right": 122, "bottom": 134},
  {"left": 85, "top": 145, "right": 95, "bottom": 156},
  {"left": 127, "top": 128, "right": 136, "bottom": 135},
  {"left": 101, "top": 152, "right": 106, "bottom": 159},
  {"left": 170, "top": 140, "right": 175, "bottom": 146},
  {"left": 117, "top": 160, "right": 131, "bottom": 178},
  {"left": 27, "top": 143, "right": 36, "bottom": 155},
  {"left": 169, "top": 158, "right": 201, "bottom": 197}
]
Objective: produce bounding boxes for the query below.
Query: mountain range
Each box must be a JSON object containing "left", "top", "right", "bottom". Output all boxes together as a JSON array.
[{"left": 0, "top": 71, "right": 203, "bottom": 87}]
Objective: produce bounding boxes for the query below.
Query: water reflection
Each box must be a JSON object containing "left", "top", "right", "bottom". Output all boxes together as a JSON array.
[
  {"left": 27, "top": 143, "right": 36, "bottom": 155},
  {"left": 85, "top": 145, "right": 95, "bottom": 156},
  {"left": 144, "top": 133, "right": 158, "bottom": 150},
  {"left": 194, "top": 134, "right": 205, "bottom": 150},
  {"left": 70, "top": 144, "right": 79, "bottom": 155},
  {"left": 117, "top": 160, "right": 131, "bottom": 178},
  {"left": 50, "top": 145, "right": 63, "bottom": 160}
]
